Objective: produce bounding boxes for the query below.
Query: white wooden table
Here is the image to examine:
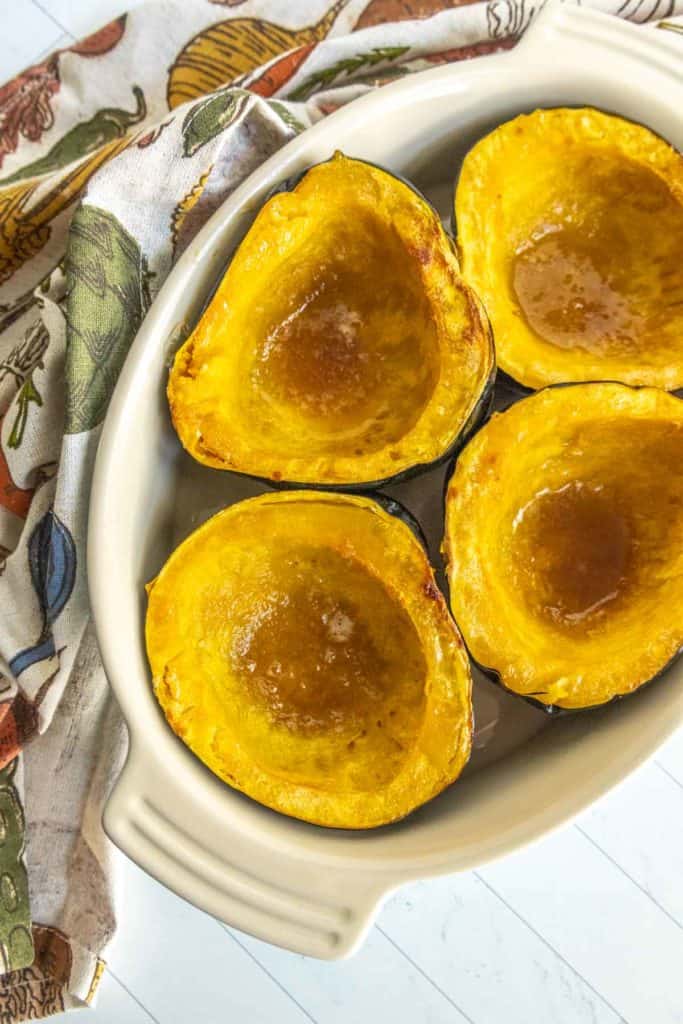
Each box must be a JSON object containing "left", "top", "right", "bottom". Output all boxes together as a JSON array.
[
  {"left": 62, "top": 733, "right": 683, "bottom": 1024},
  {"left": 4, "top": 4, "right": 683, "bottom": 1021}
]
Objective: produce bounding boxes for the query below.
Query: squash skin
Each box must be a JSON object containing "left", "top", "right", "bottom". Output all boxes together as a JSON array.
[
  {"left": 443, "top": 383, "right": 683, "bottom": 712},
  {"left": 454, "top": 108, "right": 683, "bottom": 392},
  {"left": 146, "top": 491, "right": 473, "bottom": 828},
  {"left": 467, "top": 638, "right": 683, "bottom": 719},
  {"left": 168, "top": 153, "right": 494, "bottom": 489}
]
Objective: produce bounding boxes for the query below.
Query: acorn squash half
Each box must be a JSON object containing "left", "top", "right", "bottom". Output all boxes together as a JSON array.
[
  {"left": 444, "top": 383, "right": 683, "bottom": 711},
  {"left": 146, "top": 491, "right": 472, "bottom": 828},
  {"left": 168, "top": 153, "right": 494, "bottom": 488},
  {"left": 455, "top": 108, "right": 683, "bottom": 391}
]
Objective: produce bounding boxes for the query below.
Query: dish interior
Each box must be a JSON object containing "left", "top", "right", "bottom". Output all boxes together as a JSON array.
[{"left": 111, "top": 71, "right": 683, "bottom": 862}]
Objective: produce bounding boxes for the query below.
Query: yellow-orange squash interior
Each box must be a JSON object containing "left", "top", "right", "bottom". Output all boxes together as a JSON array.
[
  {"left": 146, "top": 491, "right": 473, "bottom": 827},
  {"left": 444, "top": 384, "right": 683, "bottom": 710},
  {"left": 455, "top": 108, "right": 683, "bottom": 390},
  {"left": 168, "top": 153, "right": 493, "bottom": 487}
]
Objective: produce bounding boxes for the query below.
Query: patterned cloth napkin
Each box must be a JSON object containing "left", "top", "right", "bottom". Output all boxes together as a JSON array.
[{"left": 0, "top": 0, "right": 681, "bottom": 1017}]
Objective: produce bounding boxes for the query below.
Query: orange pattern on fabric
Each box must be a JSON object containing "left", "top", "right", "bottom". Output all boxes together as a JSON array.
[
  {"left": 0, "top": 703, "right": 20, "bottom": 771},
  {"left": 0, "top": 421, "right": 33, "bottom": 518},
  {"left": 425, "top": 36, "right": 518, "bottom": 61},
  {"left": 0, "top": 696, "right": 38, "bottom": 770},
  {"left": 67, "top": 16, "right": 126, "bottom": 57},
  {"left": 355, "top": 0, "right": 478, "bottom": 28},
  {"left": 248, "top": 43, "right": 316, "bottom": 97},
  {"left": 0, "top": 58, "right": 61, "bottom": 172}
]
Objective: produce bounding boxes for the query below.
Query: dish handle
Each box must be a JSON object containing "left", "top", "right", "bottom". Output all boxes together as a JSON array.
[
  {"left": 104, "top": 742, "right": 396, "bottom": 959},
  {"left": 512, "top": 1, "right": 683, "bottom": 82}
]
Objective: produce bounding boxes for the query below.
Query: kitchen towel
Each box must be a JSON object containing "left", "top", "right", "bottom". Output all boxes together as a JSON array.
[{"left": 0, "top": 0, "right": 681, "bottom": 1018}]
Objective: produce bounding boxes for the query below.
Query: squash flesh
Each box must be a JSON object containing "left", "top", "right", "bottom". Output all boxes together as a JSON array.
[
  {"left": 251, "top": 237, "right": 439, "bottom": 449},
  {"left": 456, "top": 109, "right": 683, "bottom": 390},
  {"left": 444, "top": 384, "right": 683, "bottom": 710},
  {"left": 147, "top": 492, "right": 472, "bottom": 827},
  {"left": 169, "top": 154, "right": 493, "bottom": 485}
]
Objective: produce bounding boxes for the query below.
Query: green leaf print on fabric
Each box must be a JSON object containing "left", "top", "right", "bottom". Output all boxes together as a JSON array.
[
  {"left": 64, "top": 205, "right": 152, "bottom": 434},
  {"left": 0, "top": 758, "right": 33, "bottom": 973},
  {"left": 7, "top": 377, "right": 42, "bottom": 449},
  {"left": 286, "top": 46, "right": 410, "bottom": 101},
  {"left": 0, "top": 87, "right": 147, "bottom": 186},
  {"left": 181, "top": 88, "right": 251, "bottom": 157},
  {"left": 267, "top": 100, "right": 306, "bottom": 133}
]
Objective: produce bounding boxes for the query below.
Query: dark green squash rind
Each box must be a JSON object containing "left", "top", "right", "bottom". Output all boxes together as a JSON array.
[
  {"left": 372, "top": 492, "right": 429, "bottom": 550},
  {"left": 463, "top": 644, "right": 683, "bottom": 717}
]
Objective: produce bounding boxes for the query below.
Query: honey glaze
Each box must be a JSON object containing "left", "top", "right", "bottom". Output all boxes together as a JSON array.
[
  {"left": 511, "top": 159, "right": 683, "bottom": 355},
  {"left": 256, "top": 282, "right": 378, "bottom": 419},
  {"left": 251, "top": 247, "right": 438, "bottom": 445},
  {"left": 229, "top": 547, "right": 426, "bottom": 734},
  {"left": 511, "top": 480, "right": 632, "bottom": 628},
  {"left": 512, "top": 227, "right": 646, "bottom": 353}
]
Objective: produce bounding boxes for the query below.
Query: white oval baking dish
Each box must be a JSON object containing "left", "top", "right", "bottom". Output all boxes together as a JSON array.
[{"left": 89, "top": 3, "right": 683, "bottom": 960}]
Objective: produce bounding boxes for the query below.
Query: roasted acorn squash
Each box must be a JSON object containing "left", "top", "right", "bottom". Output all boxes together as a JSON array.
[
  {"left": 444, "top": 383, "right": 683, "bottom": 711},
  {"left": 168, "top": 152, "right": 494, "bottom": 488},
  {"left": 455, "top": 108, "right": 683, "bottom": 390},
  {"left": 146, "top": 491, "right": 472, "bottom": 827}
]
